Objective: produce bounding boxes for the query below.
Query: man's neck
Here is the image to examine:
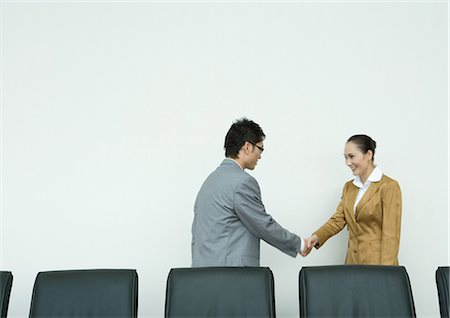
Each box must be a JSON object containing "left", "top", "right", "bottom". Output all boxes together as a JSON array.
[{"left": 227, "top": 157, "right": 244, "bottom": 170}]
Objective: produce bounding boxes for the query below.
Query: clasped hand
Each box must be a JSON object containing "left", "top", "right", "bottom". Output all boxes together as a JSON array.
[{"left": 300, "top": 234, "right": 319, "bottom": 257}]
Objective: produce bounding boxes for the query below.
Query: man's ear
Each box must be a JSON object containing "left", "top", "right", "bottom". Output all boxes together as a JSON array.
[
  {"left": 237, "top": 142, "right": 248, "bottom": 158},
  {"left": 243, "top": 141, "right": 252, "bottom": 154}
]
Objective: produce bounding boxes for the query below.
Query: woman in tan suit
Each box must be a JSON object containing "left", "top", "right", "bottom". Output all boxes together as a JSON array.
[{"left": 305, "top": 135, "right": 402, "bottom": 265}]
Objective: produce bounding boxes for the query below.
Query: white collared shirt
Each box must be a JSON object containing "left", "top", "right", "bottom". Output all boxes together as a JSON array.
[{"left": 353, "top": 166, "right": 383, "bottom": 213}]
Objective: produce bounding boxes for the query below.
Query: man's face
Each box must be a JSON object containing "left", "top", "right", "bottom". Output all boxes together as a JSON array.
[{"left": 245, "top": 141, "right": 264, "bottom": 170}]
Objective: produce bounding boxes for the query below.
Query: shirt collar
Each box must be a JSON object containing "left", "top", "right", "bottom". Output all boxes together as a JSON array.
[
  {"left": 224, "top": 158, "right": 244, "bottom": 170},
  {"left": 353, "top": 166, "right": 383, "bottom": 188}
]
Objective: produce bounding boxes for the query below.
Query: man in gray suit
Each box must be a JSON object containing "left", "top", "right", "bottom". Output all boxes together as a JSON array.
[{"left": 192, "top": 118, "right": 306, "bottom": 267}]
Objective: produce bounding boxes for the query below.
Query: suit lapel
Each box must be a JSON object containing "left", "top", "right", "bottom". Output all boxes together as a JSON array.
[
  {"left": 346, "top": 185, "right": 359, "bottom": 223},
  {"left": 355, "top": 181, "right": 383, "bottom": 219}
]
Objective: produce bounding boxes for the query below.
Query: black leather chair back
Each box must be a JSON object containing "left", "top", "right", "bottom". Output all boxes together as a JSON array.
[
  {"left": 436, "top": 266, "right": 450, "bottom": 318},
  {"left": 0, "top": 271, "right": 13, "bottom": 318},
  {"left": 29, "top": 269, "right": 138, "bottom": 318},
  {"left": 299, "top": 265, "right": 416, "bottom": 317},
  {"left": 165, "top": 267, "right": 276, "bottom": 317}
]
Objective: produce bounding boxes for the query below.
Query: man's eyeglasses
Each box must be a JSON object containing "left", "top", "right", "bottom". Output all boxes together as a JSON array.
[{"left": 250, "top": 142, "right": 264, "bottom": 153}]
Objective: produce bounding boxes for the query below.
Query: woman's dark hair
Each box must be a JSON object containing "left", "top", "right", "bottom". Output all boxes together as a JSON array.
[
  {"left": 347, "top": 134, "right": 377, "bottom": 161},
  {"left": 224, "top": 118, "right": 265, "bottom": 158}
]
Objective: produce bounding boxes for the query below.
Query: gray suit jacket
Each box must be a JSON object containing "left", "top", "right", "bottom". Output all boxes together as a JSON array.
[{"left": 191, "top": 159, "right": 301, "bottom": 267}]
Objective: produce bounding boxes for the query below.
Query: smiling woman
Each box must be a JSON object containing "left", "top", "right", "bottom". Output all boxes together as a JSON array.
[
  {"left": 344, "top": 135, "right": 377, "bottom": 184},
  {"left": 304, "top": 135, "right": 403, "bottom": 266},
  {"left": 2, "top": 2, "right": 447, "bottom": 317}
]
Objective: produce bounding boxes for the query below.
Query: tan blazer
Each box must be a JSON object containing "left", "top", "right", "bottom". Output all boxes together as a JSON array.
[{"left": 314, "top": 175, "right": 402, "bottom": 265}]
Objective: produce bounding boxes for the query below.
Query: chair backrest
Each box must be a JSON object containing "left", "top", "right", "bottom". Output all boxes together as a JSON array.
[
  {"left": 436, "top": 266, "right": 450, "bottom": 318},
  {"left": 29, "top": 269, "right": 138, "bottom": 318},
  {"left": 165, "top": 267, "right": 276, "bottom": 317},
  {"left": 299, "top": 265, "right": 416, "bottom": 318},
  {"left": 0, "top": 271, "right": 13, "bottom": 318}
]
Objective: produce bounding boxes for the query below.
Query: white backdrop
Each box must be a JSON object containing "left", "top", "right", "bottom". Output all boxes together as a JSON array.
[{"left": 1, "top": 1, "right": 448, "bottom": 317}]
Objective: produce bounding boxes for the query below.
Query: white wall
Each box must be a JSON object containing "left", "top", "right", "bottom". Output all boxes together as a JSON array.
[{"left": 1, "top": 2, "right": 448, "bottom": 317}]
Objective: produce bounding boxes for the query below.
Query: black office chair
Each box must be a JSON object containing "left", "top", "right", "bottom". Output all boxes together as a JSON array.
[
  {"left": 436, "top": 266, "right": 450, "bottom": 318},
  {"left": 0, "top": 271, "right": 13, "bottom": 318},
  {"left": 299, "top": 265, "right": 416, "bottom": 317},
  {"left": 165, "top": 267, "right": 276, "bottom": 317},
  {"left": 29, "top": 269, "right": 138, "bottom": 318}
]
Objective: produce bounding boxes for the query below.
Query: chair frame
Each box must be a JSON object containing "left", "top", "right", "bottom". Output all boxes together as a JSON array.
[
  {"left": 165, "top": 266, "right": 276, "bottom": 318},
  {"left": 29, "top": 268, "right": 138, "bottom": 318},
  {"left": 436, "top": 266, "right": 450, "bottom": 318},
  {"left": 0, "top": 271, "right": 13, "bottom": 318}
]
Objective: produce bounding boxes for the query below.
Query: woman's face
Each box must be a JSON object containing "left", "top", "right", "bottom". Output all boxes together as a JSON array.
[{"left": 344, "top": 141, "right": 373, "bottom": 178}]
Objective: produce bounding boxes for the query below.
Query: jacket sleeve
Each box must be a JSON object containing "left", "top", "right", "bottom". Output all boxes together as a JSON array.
[
  {"left": 313, "top": 184, "right": 349, "bottom": 248},
  {"left": 380, "top": 180, "right": 402, "bottom": 265},
  {"left": 234, "top": 175, "right": 302, "bottom": 258}
]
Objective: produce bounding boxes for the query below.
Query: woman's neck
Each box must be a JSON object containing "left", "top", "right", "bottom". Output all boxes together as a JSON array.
[{"left": 360, "top": 164, "right": 375, "bottom": 184}]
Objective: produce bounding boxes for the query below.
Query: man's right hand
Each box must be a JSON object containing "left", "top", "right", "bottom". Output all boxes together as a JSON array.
[{"left": 300, "top": 235, "right": 319, "bottom": 256}]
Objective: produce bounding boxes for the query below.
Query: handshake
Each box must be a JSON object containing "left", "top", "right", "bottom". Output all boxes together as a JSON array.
[{"left": 300, "top": 234, "right": 319, "bottom": 257}]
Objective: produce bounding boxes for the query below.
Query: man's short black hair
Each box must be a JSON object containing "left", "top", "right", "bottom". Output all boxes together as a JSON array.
[{"left": 224, "top": 118, "right": 265, "bottom": 158}]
